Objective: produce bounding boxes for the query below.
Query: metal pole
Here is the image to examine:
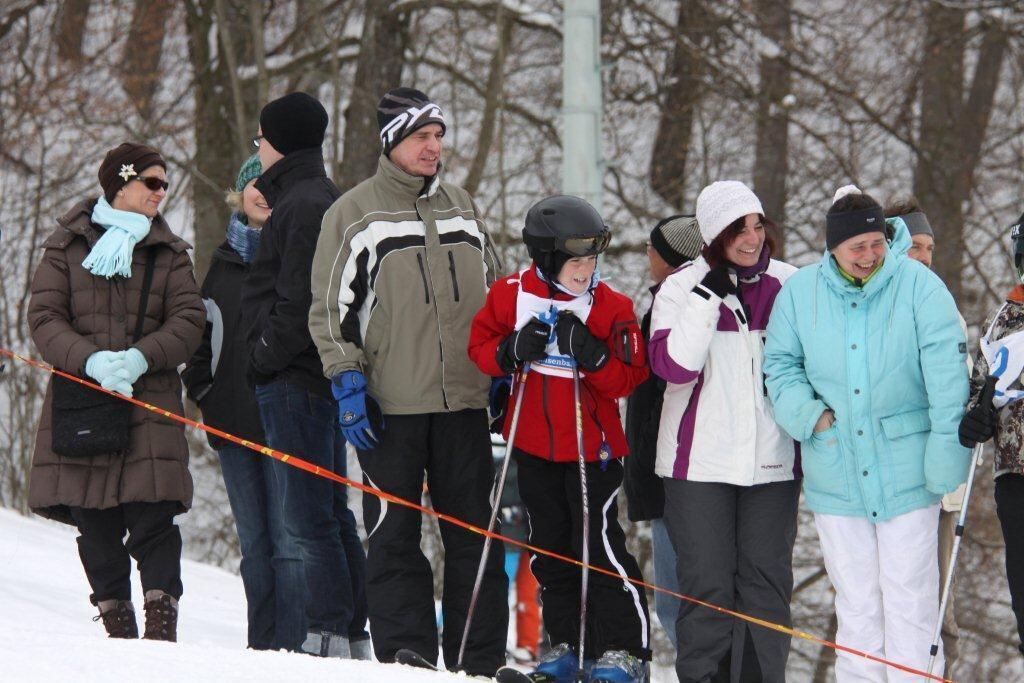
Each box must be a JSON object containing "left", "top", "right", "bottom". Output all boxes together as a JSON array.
[
  {"left": 927, "top": 375, "right": 997, "bottom": 676},
  {"left": 457, "top": 364, "right": 532, "bottom": 669},
  {"left": 562, "top": 0, "right": 603, "bottom": 213},
  {"left": 572, "top": 363, "right": 591, "bottom": 681}
]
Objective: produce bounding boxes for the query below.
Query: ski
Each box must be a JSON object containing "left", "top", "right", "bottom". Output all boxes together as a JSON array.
[
  {"left": 394, "top": 648, "right": 439, "bottom": 671},
  {"left": 494, "top": 667, "right": 543, "bottom": 682},
  {"left": 495, "top": 666, "right": 574, "bottom": 683}
]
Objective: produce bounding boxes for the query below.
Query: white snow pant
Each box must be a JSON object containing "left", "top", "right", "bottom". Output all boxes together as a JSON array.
[{"left": 815, "top": 505, "right": 943, "bottom": 682}]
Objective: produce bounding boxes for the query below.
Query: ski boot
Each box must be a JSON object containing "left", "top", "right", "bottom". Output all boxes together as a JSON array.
[
  {"left": 589, "top": 650, "right": 648, "bottom": 683},
  {"left": 496, "top": 642, "right": 589, "bottom": 682}
]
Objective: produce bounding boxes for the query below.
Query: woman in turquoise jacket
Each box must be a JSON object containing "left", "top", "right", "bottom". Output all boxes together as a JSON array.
[{"left": 763, "top": 186, "right": 970, "bottom": 682}]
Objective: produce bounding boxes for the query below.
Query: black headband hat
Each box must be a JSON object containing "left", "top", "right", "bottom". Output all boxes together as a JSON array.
[
  {"left": 901, "top": 211, "right": 933, "bottom": 238},
  {"left": 377, "top": 87, "right": 447, "bottom": 156},
  {"left": 825, "top": 185, "right": 885, "bottom": 251}
]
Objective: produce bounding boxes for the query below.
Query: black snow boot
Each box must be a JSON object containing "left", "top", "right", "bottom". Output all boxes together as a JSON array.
[
  {"left": 143, "top": 590, "right": 178, "bottom": 642},
  {"left": 94, "top": 599, "right": 138, "bottom": 639}
]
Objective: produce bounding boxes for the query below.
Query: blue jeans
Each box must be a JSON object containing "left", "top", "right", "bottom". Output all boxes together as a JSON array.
[
  {"left": 651, "top": 517, "right": 680, "bottom": 647},
  {"left": 256, "top": 379, "right": 368, "bottom": 645},
  {"left": 217, "top": 443, "right": 304, "bottom": 650}
]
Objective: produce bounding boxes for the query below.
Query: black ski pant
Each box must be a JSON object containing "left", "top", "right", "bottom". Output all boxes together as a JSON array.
[
  {"left": 70, "top": 501, "right": 183, "bottom": 605},
  {"left": 513, "top": 449, "right": 651, "bottom": 661},
  {"left": 358, "top": 409, "right": 508, "bottom": 676},
  {"left": 663, "top": 478, "right": 799, "bottom": 683},
  {"left": 995, "top": 472, "right": 1024, "bottom": 655}
]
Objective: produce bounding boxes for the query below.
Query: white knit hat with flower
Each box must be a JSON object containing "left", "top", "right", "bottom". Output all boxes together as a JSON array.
[{"left": 695, "top": 180, "right": 765, "bottom": 245}]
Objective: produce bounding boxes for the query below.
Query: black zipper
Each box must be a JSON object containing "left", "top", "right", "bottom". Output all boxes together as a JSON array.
[
  {"left": 416, "top": 205, "right": 449, "bottom": 410},
  {"left": 416, "top": 252, "right": 430, "bottom": 304},
  {"left": 447, "top": 250, "right": 460, "bottom": 302}
]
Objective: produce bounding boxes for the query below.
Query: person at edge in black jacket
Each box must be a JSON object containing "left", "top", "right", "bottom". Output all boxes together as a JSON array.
[
  {"left": 241, "top": 92, "right": 368, "bottom": 659},
  {"left": 623, "top": 215, "right": 704, "bottom": 650}
]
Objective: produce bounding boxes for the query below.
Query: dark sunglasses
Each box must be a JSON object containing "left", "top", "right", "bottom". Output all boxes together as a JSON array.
[
  {"left": 252, "top": 135, "right": 264, "bottom": 149},
  {"left": 133, "top": 176, "right": 169, "bottom": 192}
]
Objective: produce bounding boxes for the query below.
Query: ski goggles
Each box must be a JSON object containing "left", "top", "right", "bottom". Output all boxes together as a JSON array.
[
  {"left": 560, "top": 230, "right": 611, "bottom": 257},
  {"left": 1012, "top": 220, "right": 1024, "bottom": 272}
]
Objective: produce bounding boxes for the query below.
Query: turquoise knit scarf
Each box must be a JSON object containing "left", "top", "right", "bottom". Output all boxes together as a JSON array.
[{"left": 84, "top": 197, "right": 152, "bottom": 279}]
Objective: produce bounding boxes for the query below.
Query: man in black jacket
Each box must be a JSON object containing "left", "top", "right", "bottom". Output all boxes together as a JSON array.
[
  {"left": 242, "top": 92, "right": 368, "bottom": 659},
  {"left": 623, "top": 215, "right": 703, "bottom": 649}
]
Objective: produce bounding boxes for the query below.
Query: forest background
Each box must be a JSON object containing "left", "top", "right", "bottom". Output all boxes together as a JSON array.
[{"left": 2, "top": 1, "right": 1024, "bottom": 679}]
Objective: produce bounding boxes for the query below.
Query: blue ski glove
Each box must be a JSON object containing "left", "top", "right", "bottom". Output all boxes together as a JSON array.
[
  {"left": 123, "top": 348, "right": 149, "bottom": 385},
  {"left": 331, "top": 370, "right": 380, "bottom": 451},
  {"left": 84, "top": 350, "right": 133, "bottom": 397},
  {"left": 489, "top": 375, "right": 512, "bottom": 420},
  {"left": 488, "top": 375, "right": 513, "bottom": 435}
]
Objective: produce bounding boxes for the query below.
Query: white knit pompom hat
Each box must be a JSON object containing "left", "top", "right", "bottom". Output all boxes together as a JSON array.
[{"left": 695, "top": 180, "right": 765, "bottom": 245}]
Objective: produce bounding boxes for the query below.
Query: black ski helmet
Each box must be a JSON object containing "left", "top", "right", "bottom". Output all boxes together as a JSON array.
[
  {"left": 1012, "top": 211, "right": 1024, "bottom": 282},
  {"left": 523, "top": 195, "right": 611, "bottom": 279}
]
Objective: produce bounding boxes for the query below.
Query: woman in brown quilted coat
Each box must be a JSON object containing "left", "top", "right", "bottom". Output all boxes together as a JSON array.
[{"left": 27, "top": 142, "right": 204, "bottom": 642}]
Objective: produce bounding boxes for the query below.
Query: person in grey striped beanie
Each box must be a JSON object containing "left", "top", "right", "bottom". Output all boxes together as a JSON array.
[
  {"left": 625, "top": 214, "right": 704, "bottom": 652},
  {"left": 647, "top": 214, "right": 705, "bottom": 281}
]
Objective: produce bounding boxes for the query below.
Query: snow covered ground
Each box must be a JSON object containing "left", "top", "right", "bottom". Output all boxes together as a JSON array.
[
  {"left": 0, "top": 507, "right": 463, "bottom": 682},
  {"left": 0, "top": 507, "right": 678, "bottom": 681}
]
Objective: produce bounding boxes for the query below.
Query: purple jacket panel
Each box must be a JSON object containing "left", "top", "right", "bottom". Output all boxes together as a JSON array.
[{"left": 648, "top": 328, "right": 701, "bottom": 384}]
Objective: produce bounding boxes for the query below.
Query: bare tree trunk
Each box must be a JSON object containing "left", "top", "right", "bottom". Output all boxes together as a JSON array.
[
  {"left": 649, "top": 0, "right": 715, "bottom": 211},
  {"left": 336, "top": 1, "right": 410, "bottom": 192},
  {"left": 752, "top": 0, "right": 791, "bottom": 258},
  {"left": 120, "top": 0, "right": 175, "bottom": 121},
  {"left": 53, "top": 0, "right": 90, "bottom": 63},
  {"left": 247, "top": 0, "right": 268, "bottom": 105},
  {"left": 184, "top": 0, "right": 248, "bottom": 282},
  {"left": 214, "top": 0, "right": 251, "bottom": 155},
  {"left": 914, "top": 6, "right": 1007, "bottom": 303},
  {"left": 463, "top": 4, "right": 512, "bottom": 197}
]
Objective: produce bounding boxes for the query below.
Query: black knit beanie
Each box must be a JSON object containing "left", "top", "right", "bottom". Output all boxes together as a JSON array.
[
  {"left": 377, "top": 87, "right": 446, "bottom": 156},
  {"left": 259, "top": 92, "right": 328, "bottom": 156},
  {"left": 98, "top": 142, "right": 166, "bottom": 202},
  {"left": 825, "top": 189, "right": 885, "bottom": 251}
]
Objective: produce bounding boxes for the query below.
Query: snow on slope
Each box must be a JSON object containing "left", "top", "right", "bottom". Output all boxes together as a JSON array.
[{"left": 0, "top": 508, "right": 462, "bottom": 682}]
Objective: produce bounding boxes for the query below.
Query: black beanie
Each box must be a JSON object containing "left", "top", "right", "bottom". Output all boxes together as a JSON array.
[
  {"left": 377, "top": 87, "right": 446, "bottom": 156},
  {"left": 259, "top": 92, "right": 328, "bottom": 156},
  {"left": 825, "top": 194, "right": 885, "bottom": 251},
  {"left": 98, "top": 142, "right": 166, "bottom": 203}
]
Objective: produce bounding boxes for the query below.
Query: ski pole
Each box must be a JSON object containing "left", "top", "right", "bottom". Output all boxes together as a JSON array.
[
  {"left": 927, "top": 374, "right": 997, "bottom": 676},
  {"left": 572, "top": 362, "right": 591, "bottom": 682},
  {"left": 457, "top": 363, "right": 532, "bottom": 670}
]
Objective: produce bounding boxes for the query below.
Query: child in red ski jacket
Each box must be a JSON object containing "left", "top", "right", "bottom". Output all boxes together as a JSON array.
[{"left": 468, "top": 195, "right": 650, "bottom": 683}]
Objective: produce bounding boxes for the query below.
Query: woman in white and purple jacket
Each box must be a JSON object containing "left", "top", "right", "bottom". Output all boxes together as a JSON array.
[{"left": 648, "top": 180, "right": 799, "bottom": 683}]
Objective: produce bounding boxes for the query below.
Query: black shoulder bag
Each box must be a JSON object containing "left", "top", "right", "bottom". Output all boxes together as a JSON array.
[{"left": 51, "top": 249, "right": 156, "bottom": 458}]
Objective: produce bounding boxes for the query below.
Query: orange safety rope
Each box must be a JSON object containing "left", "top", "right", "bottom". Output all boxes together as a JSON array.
[{"left": 0, "top": 346, "right": 952, "bottom": 682}]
